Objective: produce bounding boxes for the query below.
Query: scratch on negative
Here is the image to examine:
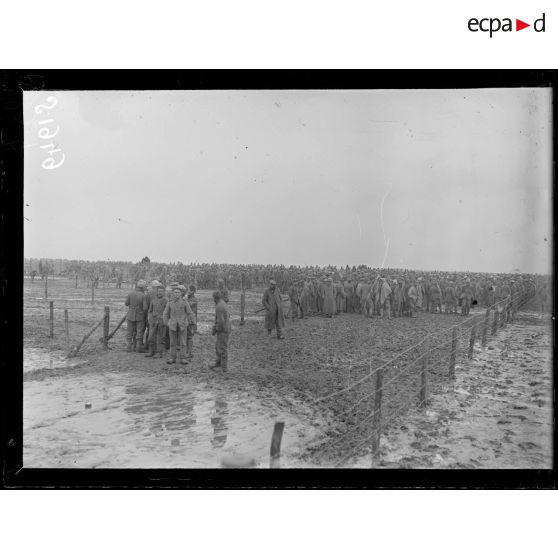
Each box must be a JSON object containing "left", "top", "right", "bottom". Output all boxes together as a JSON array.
[{"left": 379, "top": 186, "right": 393, "bottom": 269}]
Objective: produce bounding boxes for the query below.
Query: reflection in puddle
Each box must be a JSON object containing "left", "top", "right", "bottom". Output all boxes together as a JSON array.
[
  {"left": 211, "top": 399, "right": 228, "bottom": 449},
  {"left": 24, "top": 370, "right": 318, "bottom": 468}
]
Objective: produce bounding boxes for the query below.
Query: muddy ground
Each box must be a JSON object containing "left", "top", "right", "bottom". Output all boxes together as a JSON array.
[
  {"left": 349, "top": 312, "right": 553, "bottom": 468},
  {"left": 23, "top": 278, "right": 553, "bottom": 468}
]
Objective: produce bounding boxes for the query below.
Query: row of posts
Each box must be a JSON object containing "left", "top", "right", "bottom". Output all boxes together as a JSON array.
[
  {"left": 47, "top": 301, "right": 111, "bottom": 356},
  {"left": 370, "top": 298, "right": 523, "bottom": 465},
  {"left": 43, "top": 277, "right": 96, "bottom": 304}
]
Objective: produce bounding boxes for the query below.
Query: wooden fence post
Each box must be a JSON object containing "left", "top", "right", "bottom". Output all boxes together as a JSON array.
[
  {"left": 481, "top": 308, "right": 490, "bottom": 347},
  {"left": 64, "top": 309, "right": 70, "bottom": 352},
  {"left": 49, "top": 301, "right": 54, "bottom": 338},
  {"left": 240, "top": 289, "right": 246, "bottom": 326},
  {"left": 103, "top": 306, "right": 110, "bottom": 349},
  {"left": 106, "top": 315, "right": 127, "bottom": 342},
  {"left": 491, "top": 308, "right": 499, "bottom": 336},
  {"left": 270, "top": 421, "right": 285, "bottom": 469},
  {"left": 44, "top": 276, "right": 48, "bottom": 299},
  {"left": 419, "top": 353, "right": 428, "bottom": 407},
  {"left": 371, "top": 369, "right": 384, "bottom": 461},
  {"left": 449, "top": 326, "right": 458, "bottom": 378},
  {"left": 468, "top": 317, "right": 477, "bottom": 359}
]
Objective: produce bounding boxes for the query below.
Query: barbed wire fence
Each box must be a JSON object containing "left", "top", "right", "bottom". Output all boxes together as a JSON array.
[{"left": 307, "top": 287, "right": 539, "bottom": 467}]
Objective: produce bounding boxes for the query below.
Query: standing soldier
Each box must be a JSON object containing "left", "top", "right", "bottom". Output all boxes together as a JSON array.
[
  {"left": 344, "top": 277, "right": 355, "bottom": 313},
  {"left": 444, "top": 281, "right": 458, "bottom": 314},
  {"left": 143, "top": 280, "right": 160, "bottom": 349},
  {"left": 407, "top": 279, "right": 418, "bottom": 318},
  {"left": 378, "top": 276, "right": 392, "bottom": 319},
  {"left": 163, "top": 285, "right": 195, "bottom": 365},
  {"left": 125, "top": 279, "right": 148, "bottom": 352},
  {"left": 186, "top": 284, "right": 198, "bottom": 359},
  {"left": 210, "top": 291, "right": 231, "bottom": 372},
  {"left": 429, "top": 281, "right": 443, "bottom": 313},
  {"left": 316, "top": 277, "right": 325, "bottom": 315},
  {"left": 460, "top": 279, "right": 475, "bottom": 316},
  {"left": 308, "top": 277, "right": 318, "bottom": 315},
  {"left": 392, "top": 279, "right": 403, "bottom": 317},
  {"left": 262, "top": 279, "right": 286, "bottom": 338},
  {"left": 322, "top": 276, "right": 336, "bottom": 318},
  {"left": 334, "top": 276, "right": 346, "bottom": 314},
  {"left": 145, "top": 283, "right": 167, "bottom": 358},
  {"left": 299, "top": 279, "right": 310, "bottom": 318},
  {"left": 356, "top": 276, "right": 370, "bottom": 317},
  {"left": 217, "top": 278, "right": 230, "bottom": 304}
]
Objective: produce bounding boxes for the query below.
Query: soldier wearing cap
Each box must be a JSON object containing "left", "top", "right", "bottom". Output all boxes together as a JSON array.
[
  {"left": 217, "top": 278, "right": 230, "bottom": 304},
  {"left": 163, "top": 285, "right": 196, "bottom": 365},
  {"left": 145, "top": 281, "right": 167, "bottom": 358},
  {"left": 262, "top": 280, "right": 285, "bottom": 338},
  {"left": 209, "top": 290, "right": 232, "bottom": 372},
  {"left": 125, "top": 279, "right": 149, "bottom": 352},
  {"left": 143, "top": 280, "right": 161, "bottom": 348}
]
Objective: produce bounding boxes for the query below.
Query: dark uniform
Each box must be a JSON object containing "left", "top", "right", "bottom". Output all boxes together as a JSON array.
[
  {"left": 146, "top": 292, "right": 168, "bottom": 357},
  {"left": 125, "top": 285, "right": 148, "bottom": 351}
]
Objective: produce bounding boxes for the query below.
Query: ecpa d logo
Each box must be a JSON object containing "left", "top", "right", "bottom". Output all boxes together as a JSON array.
[{"left": 468, "top": 13, "right": 545, "bottom": 37}]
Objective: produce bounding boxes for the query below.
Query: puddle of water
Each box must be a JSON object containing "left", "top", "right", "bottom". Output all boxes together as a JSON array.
[
  {"left": 24, "top": 348, "right": 87, "bottom": 374},
  {"left": 23, "top": 369, "right": 319, "bottom": 468}
]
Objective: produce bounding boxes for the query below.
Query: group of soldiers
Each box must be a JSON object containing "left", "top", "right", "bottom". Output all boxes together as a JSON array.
[
  {"left": 123, "top": 268, "right": 545, "bottom": 374},
  {"left": 284, "top": 273, "right": 539, "bottom": 320},
  {"left": 125, "top": 277, "right": 232, "bottom": 371}
]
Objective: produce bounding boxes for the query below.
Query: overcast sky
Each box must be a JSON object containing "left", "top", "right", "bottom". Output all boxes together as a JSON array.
[{"left": 23, "top": 88, "right": 552, "bottom": 273}]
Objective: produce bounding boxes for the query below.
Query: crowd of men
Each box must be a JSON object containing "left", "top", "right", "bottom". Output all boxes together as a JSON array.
[
  {"left": 123, "top": 267, "right": 547, "bottom": 374},
  {"left": 283, "top": 272, "right": 542, "bottom": 320}
]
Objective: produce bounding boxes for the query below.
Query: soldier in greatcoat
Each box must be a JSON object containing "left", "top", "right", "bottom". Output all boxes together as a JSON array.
[
  {"left": 125, "top": 279, "right": 148, "bottom": 352},
  {"left": 429, "top": 282, "right": 443, "bottom": 313},
  {"left": 163, "top": 285, "right": 195, "bottom": 365},
  {"left": 322, "top": 277, "right": 336, "bottom": 318},
  {"left": 392, "top": 279, "right": 404, "bottom": 317},
  {"left": 262, "top": 280, "right": 286, "bottom": 338},
  {"left": 145, "top": 283, "right": 167, "bottom": 358},
  {"left": 217, "top": 278, "right": 230, "bottom": 304}
]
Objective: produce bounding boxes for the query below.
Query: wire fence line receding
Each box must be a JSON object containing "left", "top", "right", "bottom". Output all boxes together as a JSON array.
[{"left": 314, "top": 287, "right": 538, "bottom": 467}]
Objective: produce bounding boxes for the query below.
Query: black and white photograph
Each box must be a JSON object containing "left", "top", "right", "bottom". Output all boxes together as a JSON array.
[{"left": 19, "top": 85, "right": 553, "bottom": 474}]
